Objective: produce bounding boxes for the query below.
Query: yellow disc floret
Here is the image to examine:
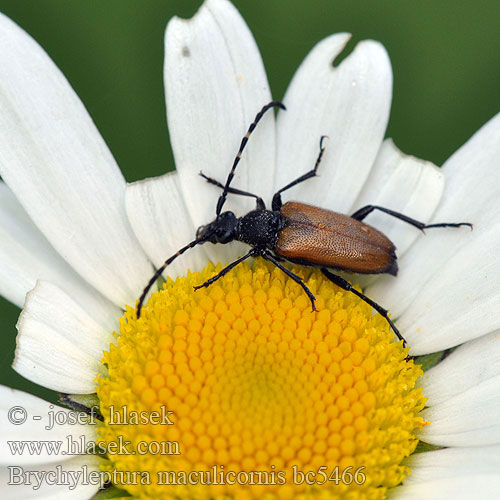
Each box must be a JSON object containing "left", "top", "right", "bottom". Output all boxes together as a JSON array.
[{"left": 96, "top": 258, "right": 425, "bottom": 499}]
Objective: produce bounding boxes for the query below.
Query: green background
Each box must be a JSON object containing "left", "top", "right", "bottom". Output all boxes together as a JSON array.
[{"left": 0, "top": 0, "right": 499, "bottom": 401}]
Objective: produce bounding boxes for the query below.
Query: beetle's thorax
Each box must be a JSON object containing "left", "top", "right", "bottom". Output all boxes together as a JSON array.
[{"left": 237, "top": 209, "right": 286, "bottom": 249}]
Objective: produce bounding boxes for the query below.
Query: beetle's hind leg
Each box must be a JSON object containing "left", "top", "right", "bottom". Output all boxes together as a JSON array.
[
  {"left": 199, "top": 172, "right": 266, "bottom": 210},
  {"left": 272, "top": 136, "right": 328, "bottom": 211},
  {"left": 261, "top": 251, "right": 317, "bottom": 311},
  {"left": 351, "top": 205, "right": 472, "bottom": 231},
  {"left": 320, "top": 268, "right": 408, "bottom": 347}
]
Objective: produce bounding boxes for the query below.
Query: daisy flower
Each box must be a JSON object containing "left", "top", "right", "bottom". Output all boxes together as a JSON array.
[{"left": 1, "top": 0, "right": 500, "bottom": 498}]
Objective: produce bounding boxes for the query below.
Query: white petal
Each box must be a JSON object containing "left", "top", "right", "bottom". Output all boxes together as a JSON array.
[
  {"left": 353, "top": 139, "right": 444, "bottom": 257},
  {"left": 389, "top": 476, "right": 500, "bottom": 500},
  {"left": 0, "top": 13, "right": 152, "bottom": 308},
  {"left": 422, "top": 330, "right": 500, "bottom": 406},
  {"left": 0, "top": 456, "right": 102, "bottom": 498},
  {"left": 419, "top": 375, "right": 500, "bottom": 446},
  {"left": 0, "top": 386, "right": 95, "bottom": 465},
  {"left": 164, "top": 0, "right": 275, "bottom": 264},
  {"left": 403, "top": 446, "right": 500, "bottom": 485},
  {"left": 369, "top": 112, "right": 500, "bottom": 352},
  {"left": 126, "top": 172, "right": 210, "bottom": 278},
  {"left": 397, "top": 224, "right": 500, "bottom": 353},
  {"left": 275, "top": 35, "right": 392, "bottom": 213},
  {"left": 14, "top": 281, "right": 116, "bottom": 394},
  {"left": 0, "top": 182, "right": 121, "bottom": 329}
]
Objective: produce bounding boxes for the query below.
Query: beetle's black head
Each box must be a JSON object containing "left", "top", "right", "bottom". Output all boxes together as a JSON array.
[{"left": 196, "top": 211, "right": 238, "bottom": 244}]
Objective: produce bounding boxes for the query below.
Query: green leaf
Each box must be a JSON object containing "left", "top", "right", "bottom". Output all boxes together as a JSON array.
[
  {"left": 413, "top": 351, "right": 445, "bottom": 371},
  {"left": 413, "top": 441, "right": 444, "bottom": 454},
  {"left": 58, "top": 393, "right": 102, "bottom": 421},
  {"left": 92, "top": 485, "right": 131, "bottom": 499}
]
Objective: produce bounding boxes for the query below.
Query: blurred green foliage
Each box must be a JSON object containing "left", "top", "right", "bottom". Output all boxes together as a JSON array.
[{"left": 0, "top": 0, "right": 499, "bottom": 400}]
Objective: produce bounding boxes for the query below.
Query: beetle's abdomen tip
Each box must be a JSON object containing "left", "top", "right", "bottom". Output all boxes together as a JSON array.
[{"left": 387, "top": 259, "right": 398, "bottom": 276}]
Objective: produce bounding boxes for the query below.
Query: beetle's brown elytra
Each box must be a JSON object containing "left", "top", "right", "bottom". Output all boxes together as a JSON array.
[
  {"left": 137, "top": 101, "right": 472, "bottom": 349},
  {"left": 277, "top": 202, "right": 397, "bottom": 275}
]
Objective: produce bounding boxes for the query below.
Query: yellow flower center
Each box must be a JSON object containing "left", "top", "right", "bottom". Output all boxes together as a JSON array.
[{"left": 96, "top": 258, "right": 425, "bottom": 499}]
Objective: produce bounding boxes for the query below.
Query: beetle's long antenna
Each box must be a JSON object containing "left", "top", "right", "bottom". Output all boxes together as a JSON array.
[
  {"left": 136, "top": 238, "right": 203, "bottom": 318},
  {"left": 216, "top": 101, "right": 286, "bottom": 216}
]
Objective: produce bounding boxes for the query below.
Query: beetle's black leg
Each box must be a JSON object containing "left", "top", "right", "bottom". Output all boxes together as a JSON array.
[
  {"left": 262, "top": 251, "right": 317, "bottom": 311},
  {"left": 199, "top": 172, "right": 266, "bottom": 210},
  {"left": 272, "top": 136, "right": 328, "bottom": 211},
  {"left": 351, "top": 205, "right": 473, "bottom": 232},
  {"left": 217, "top": 101, "right": 286, "bottom": 216},
  {"left": 320, "top": 268, "right": 407, "bottom": 347},
  {"left": 194, "top": 249, "right": 256, "bottom": 290}
]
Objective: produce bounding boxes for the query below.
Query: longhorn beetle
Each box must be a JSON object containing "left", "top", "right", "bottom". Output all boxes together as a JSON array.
[{"left": 137, "top": 101, "right": 472, "bottom": 346}]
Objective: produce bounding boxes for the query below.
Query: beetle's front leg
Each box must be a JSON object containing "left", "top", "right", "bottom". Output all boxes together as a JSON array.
[
  {"left": 199, "top": 172, "right": 266, "bottom": 210},
  {"left": 194, "top": 249, "right": 256, "bottom": 290}
]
